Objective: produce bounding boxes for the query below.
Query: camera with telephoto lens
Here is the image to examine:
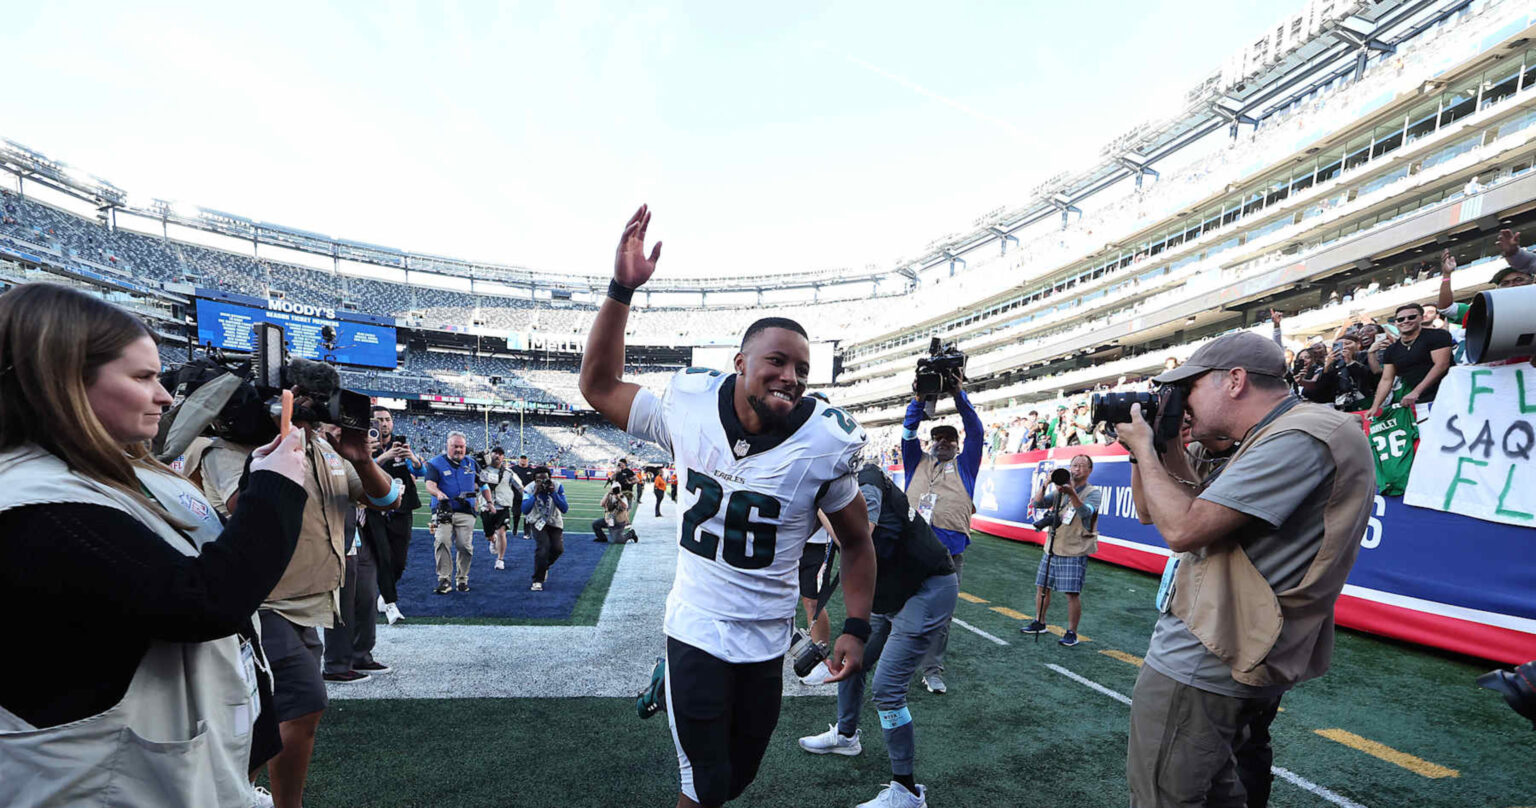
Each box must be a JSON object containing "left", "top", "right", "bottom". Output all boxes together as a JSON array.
[
  {"left": 790, "top": 628, "right": 828, "bottom": 678},
  {"left": 1032, "top": 468, "right": 1074, "bottom": 530},
  {"left": 1090, "top": 384, "right": 1188, "bottom": 455},
  {"left": 913, "top": 337, "right": 968, "bottom": 418}
]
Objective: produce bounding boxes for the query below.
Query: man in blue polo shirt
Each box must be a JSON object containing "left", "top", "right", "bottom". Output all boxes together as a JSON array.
[
  {"left": 424, "top": 431, "right": 488, "bottom": 594},
  {"left": 900, "top": 374, "right": 983, "bottom": 695}
]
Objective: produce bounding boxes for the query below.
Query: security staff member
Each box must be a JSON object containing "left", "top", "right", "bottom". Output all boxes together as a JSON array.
[
  {"left": 796, "top": 463, "right": 957, "bottom": 808},
  {"left": 899, "top": 374, "right": 983, "bottom": 695},
  {"left": 425, "top": 432, "right": 488, "bottom": 594}
]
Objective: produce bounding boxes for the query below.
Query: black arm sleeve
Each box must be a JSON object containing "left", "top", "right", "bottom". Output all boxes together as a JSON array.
[{"left": 0, "top": 470, "right": 307, "bottom": 642}]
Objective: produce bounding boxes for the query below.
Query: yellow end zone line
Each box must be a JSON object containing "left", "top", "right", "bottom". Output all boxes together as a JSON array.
[
  {"left": 1314, "top": 729, "right": 1459, "bottom": 779},
  {"left": 1099, "top": 649, "right": 1143, "bottom": 667},
  {"left": 980, "top": 605, "right": 1093, "bottom": 642}
]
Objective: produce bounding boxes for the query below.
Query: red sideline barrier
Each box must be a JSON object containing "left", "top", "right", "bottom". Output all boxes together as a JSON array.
[{"left": 973, "top": 514, "right": 1536, "bottom": 663}]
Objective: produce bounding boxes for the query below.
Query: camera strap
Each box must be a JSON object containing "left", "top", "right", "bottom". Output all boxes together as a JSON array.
[{"left": 808, "top": 540, "right": 841, "bottom": 623}]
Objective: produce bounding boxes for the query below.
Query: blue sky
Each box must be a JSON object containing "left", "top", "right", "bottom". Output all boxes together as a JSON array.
[{"left": 3, "top": 1, "right": 1300, "bottom": 278}]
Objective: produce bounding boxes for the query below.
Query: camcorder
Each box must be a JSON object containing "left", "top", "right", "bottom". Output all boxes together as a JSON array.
[
  {"left": 152, "top": 321, "right": 372, "bottom": 462},
  {"left": 913, "top": 337, "right": 968, "bottom": 418},
  {"left": 1090, "top": 384, "right": 1188, "bottom": 455}
]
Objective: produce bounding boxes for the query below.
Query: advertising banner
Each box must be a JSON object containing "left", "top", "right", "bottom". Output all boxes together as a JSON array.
[{"left": 951, "top": 439, "right": 1535, "bottom": 664}]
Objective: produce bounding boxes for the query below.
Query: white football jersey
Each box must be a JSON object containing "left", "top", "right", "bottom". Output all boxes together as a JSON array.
[{"left": 627, "top": 368, "right": 866, "bottom": 662}]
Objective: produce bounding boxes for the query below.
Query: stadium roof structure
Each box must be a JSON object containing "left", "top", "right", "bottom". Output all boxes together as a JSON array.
[
  {"left": 0, "top": 0, "right": 1468, "bottom": 311},
  {"left": 862, "top": 0, "right": 1470, "bottom": 347},
  {"left": 0, "top": 138, "right": 907, "bottom": 300}
]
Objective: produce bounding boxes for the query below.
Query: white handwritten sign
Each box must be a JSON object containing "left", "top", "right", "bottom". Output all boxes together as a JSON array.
[{"left": 1404, "top": 365, "right": 1536, "bottom": 527}]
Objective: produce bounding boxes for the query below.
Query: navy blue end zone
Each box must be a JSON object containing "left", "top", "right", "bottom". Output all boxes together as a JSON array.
[{"left": 395, "top": 527, "right": 612, "bottom": 620}]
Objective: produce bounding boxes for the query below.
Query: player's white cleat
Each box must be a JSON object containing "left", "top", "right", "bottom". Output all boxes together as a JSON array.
[
  {"left": 799, "top": 661, "right": 835, "bottom": 686},
  {"left": 856, "top": 781, "right": 927, "bottom": 808},
  {"left": 383, "top": 603, "right": 405, "bottom": 625},
  {"left": 494, "top": 559, "right": 505, "bottom": 570},
  {"left": 798, "top": 724, "right": 861, "bottom": 756}
]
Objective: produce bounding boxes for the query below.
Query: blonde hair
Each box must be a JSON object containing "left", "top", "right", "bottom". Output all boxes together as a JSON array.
[{"left": 0, "top": 283, "right": 181, "bottom": 521}]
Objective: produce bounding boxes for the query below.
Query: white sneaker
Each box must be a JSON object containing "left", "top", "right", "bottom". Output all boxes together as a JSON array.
[
  {"left": 799, "top": 661, "right": 835, "bottom": 686},
  {"left": 383, "top": 603, "right": 404, "bottom": 625},
  {"left": 856, "top": 781, "right": 927, "bottom": 808},
  {"left": 376, "top": 595, "right": 386, "bottom": 615},
  {"left": 798, "top": 724, "right": 861, "bottom": 756},
  {"left": 494, "top": 559, "right": 505, "bottom": 570},
  {"left": 250, "top": 784, "right": 275, "bottom": 808},
  {"left": 530, "top": 581, "right": 543, "bottom": 591}
]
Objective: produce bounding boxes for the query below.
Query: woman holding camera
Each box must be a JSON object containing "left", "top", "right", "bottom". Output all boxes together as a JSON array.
[
  {"left": 520, "top": 467, "right": 568, "bottom": 591},
  {"left": 0, "top": 284, "right": 309, "bottom": 807}
]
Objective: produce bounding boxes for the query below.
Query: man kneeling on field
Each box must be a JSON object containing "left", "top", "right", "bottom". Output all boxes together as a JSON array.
[{"left": 798, "top": 462, "right": 958, "bottom": 808}]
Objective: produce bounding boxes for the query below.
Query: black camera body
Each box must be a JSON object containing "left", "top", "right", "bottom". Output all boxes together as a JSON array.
[
  {"left": 789, "top": 628, "right": 828, "bottom": 678},
  {"left": 1090, "top": 385, "right": 1188, "bottom": 454},
  {"left": 1031, "top": 468, "right": 1074, "bottom": 530},
  {"left": 914, "top": 337, "right": 968, "bottom": 417}
]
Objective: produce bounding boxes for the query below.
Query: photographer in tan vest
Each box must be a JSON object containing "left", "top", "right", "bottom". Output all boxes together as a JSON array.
[
  {"left": 1119, "top": 331, "right": 1373, "bottom": 808},
  {"left": 1021, "top": 454, "right": 1100, "bottom": 646}
]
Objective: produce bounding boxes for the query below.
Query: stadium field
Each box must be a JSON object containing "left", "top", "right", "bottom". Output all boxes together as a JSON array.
[{"left": 294, "top": 479, "right": 1536, "bottom": 807}]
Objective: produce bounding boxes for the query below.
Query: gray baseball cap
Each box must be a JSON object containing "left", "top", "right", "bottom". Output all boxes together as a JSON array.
[{"left": 1152, "top": 331, "right": 1288, "bottom": 385}]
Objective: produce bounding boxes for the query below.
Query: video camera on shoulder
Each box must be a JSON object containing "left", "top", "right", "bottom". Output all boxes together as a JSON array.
[
  {"left": 151, "top": 321, "right": 371, "bottom": 462},
  {"left": 1090, "top": 384, "right": 1188, "bottom": 455},
  {"left": 913, "top": 337, "right": 968, "bottom": 418}
]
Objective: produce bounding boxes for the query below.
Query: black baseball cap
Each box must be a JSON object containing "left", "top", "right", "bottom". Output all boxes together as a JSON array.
[{"left": 931, "top": 425, "right": 959, "bottom": 441}]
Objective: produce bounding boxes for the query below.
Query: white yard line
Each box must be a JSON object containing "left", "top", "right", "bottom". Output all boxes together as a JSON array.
[
  {"left": 952, "top": 617, "right": 1010, "bottom": 646},
  {"left": 1044, "top": 663, "right": 1369, "bottom": 808}
]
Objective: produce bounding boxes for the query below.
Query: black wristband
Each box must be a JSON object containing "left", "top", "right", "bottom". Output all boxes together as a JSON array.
[
  {"left": 607, "top": 279, "right": 636, "bottom": 305},
  {"left": 841, "top": 617, "right": 872, "bottom": 643}
]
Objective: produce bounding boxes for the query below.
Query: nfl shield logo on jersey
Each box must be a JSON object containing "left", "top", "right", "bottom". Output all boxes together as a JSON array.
[{"left": 733, "top": 438, "right": 751, "bottom": 458}]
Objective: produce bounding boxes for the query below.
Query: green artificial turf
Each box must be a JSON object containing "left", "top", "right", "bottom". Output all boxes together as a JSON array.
[{"left": 304, "top": 529, "right": 1536, "bottom": 807}]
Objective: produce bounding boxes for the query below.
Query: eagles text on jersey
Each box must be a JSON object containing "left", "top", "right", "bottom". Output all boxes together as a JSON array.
[{"left": 627, "top": 368, "right": 866, "bottom": 662}]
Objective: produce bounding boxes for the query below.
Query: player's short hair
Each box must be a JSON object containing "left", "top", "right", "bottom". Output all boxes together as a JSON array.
[
  {"left": 741, "top": 317, "right": 808, "bottom": 350},
  {"left": 1072, "top": 453, "right": 1094, "bottom": 471},
  {"left": 1395, "top": 302, "right": 1425, "bottom": 317},
  {"left": 372, "top": 405, "right": 391, "bottom": 415}
]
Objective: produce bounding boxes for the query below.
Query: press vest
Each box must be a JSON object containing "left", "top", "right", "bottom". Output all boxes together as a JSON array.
[
  {"left": 267, "top": 435, "right": 354, "bottom": 606},
  {"left": 1171, "top": 403, "right": 1373, "bottom": 688},
  {"left": 0, "top": 445, "right": 258, "bottom": 807},
  {"left": 1045, "top": 484, "right": 1100, "bottom": 558},
  {"left": 903, "top": 454, "right": 975, "bottom": 535}
]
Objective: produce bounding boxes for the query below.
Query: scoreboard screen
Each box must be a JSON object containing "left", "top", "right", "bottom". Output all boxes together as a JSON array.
[{"left": 195, "top": 298, "right": 397, "bottom": 369}]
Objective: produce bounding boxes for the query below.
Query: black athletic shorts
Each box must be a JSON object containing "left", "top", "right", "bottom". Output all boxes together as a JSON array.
[
  {"left": 482, "top": 507, "right": 509, "bottom": 534},
  {"left": 664, "top": 636, "right": 783, "bottom": 806},
  {"left": 799, "top": 542, "right": 830, "bottom": 600}
]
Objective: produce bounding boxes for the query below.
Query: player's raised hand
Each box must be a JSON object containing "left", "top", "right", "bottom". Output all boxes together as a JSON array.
[
  {"left": 614, "top": 204, "right": 662, "bottom": 288},
  {"left": 1441, "top": 249, "right": 1456, "bottom": 277}
]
